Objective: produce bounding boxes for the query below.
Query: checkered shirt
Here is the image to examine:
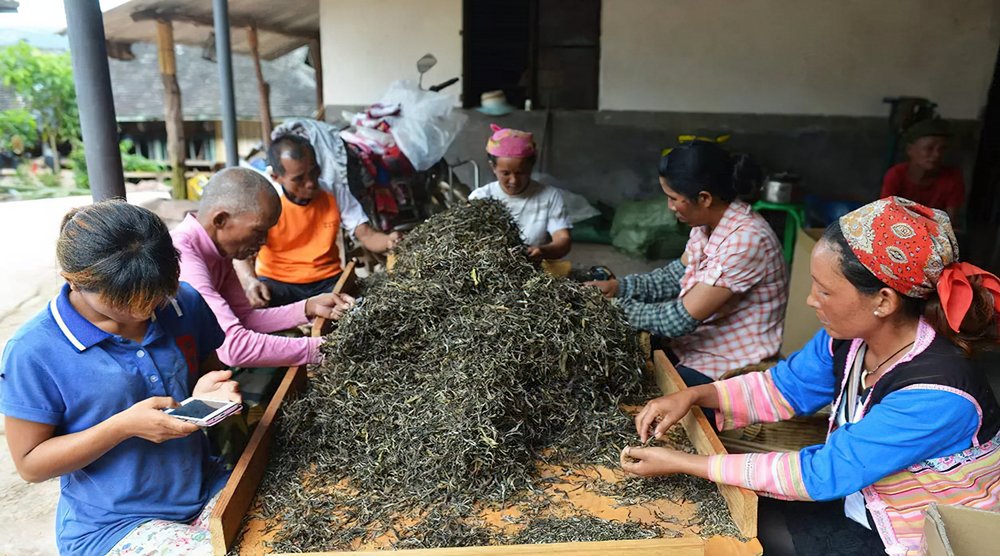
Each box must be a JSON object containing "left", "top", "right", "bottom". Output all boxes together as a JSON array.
[
  {"left": 617, "top": 259, "right": 700, "bottom": 337},
  {"left": 670, "top": 201, "right": 788, "bottom": 378}
]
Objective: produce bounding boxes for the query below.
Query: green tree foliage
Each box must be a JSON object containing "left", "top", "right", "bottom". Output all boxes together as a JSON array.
[
  {"left": 0, "top": 109, "right": 37, "bottom": 153},
  {"left": 0, "top": 41, "right": 79, "bottom": 170},
  {"left": 71, "top": 139, "right": 168, "bottom": 189}
]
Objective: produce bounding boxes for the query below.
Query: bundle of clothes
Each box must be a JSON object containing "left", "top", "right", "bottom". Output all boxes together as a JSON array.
[
  {"left": 340, "top": 102, "right": 415, "bottom": 220},
  {"left": 273, "top": 81, "right": 467, "bottom": 232}
]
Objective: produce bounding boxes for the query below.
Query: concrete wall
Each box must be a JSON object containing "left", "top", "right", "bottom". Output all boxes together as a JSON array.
[
  {"left": 319, "top": 1, "right": 997, "bottom": 211},
  {"left": 601, "top": 0, "right": 1000, "bottom": 118},
  {"left": 437, "top": 110, "right": 980, "bottom": 209},
  {"left": 319, "top": 0, "right": 462, "bottom": 106}
]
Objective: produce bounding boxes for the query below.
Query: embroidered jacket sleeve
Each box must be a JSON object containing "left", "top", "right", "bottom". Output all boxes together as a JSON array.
[
  {"left": 177, "top": 244, "right": 322, "bottom": 368},
  {"left": 617, "top": 259, "right": 686, "bottom": 302},
  {"left": 706, "top": 388, "right": 980, "bottom": 501},
  {"left": 712, "top": 329, "right": 838, "bottom": 431}
]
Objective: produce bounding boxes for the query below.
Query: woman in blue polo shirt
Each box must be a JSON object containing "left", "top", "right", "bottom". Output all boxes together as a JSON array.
[{"left": 0, "top": 200, "right": 240, "bottom": 555}]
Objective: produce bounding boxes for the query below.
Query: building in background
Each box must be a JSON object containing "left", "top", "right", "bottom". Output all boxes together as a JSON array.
[{"left": 110, "top": 42, "right": 315, "bottom": 166}]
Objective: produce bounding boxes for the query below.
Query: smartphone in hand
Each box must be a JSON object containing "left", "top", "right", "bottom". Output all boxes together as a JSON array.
[{"left": 164, "top": 397, "right": 241, "bottom": 427}]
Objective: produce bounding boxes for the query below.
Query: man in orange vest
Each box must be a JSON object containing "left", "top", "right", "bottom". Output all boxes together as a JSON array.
[{"left": 235, "top": 134, "right": 400, "bottom": 307}]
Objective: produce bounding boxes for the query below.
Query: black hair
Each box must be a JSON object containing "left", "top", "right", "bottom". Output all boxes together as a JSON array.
[
  {"left": 57, "top": 200, "right": 180, "bottom": 316},
  {"left": 657, "top": 141, "right": 761, "bottom": 203},
  {"left": 822, "top": 220, "right": 998, "bottom": 355},
  {"left": 821, "top": 222, "right": 893, "bottom": 297},
  {"left": 268, "top": 134, "right": 315, "bottom": 176}
]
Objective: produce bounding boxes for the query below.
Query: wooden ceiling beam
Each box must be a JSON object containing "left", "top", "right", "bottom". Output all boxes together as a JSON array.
[{"left": 130, "top": 8, "right": 319, "bottom": 41}]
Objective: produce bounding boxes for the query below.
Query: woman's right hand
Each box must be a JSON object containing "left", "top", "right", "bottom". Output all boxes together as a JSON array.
[
  {"left": 634, "top": 391, "right": 696, "bottom": 443},
  {"left": 584, "top": 279, "right": 619, "bottom": 298},
  {"left": 115, "top": 397, "right": 200, "bottom": 444}
]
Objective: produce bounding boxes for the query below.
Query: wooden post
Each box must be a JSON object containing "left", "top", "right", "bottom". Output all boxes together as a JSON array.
[
  {"left": 156, "top": 19, "right": 187, "bottom": 199},
  {"left": 308, "top": 38, "right": 324, "bottom": 121},
  {"left": 247, "top": 25, "right": 273, "bottom": 148}
]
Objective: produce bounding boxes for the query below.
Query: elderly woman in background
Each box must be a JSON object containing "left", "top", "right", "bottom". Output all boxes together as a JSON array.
[
  {"left": 468, "top": 124, "right": 571, "bottom": 260},
  {"left": 623, "top": 197, "right": 1000, "bottom": 556},
  {"left": 588, "top": 141, "right": 787, "bottom": 388}
]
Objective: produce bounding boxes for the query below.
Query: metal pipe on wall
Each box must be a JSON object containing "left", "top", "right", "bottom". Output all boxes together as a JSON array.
[
  {"left": 63, "top": 0, "right": 125, "bottom": 201},
  {"left": 213, "top": 0, "right": 238, "bottom": 167}
]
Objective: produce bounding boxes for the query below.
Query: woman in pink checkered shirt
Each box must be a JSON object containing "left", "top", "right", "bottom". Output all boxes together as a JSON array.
[{"left": 587, "top": 141, "right": 788, "bottom": 392}]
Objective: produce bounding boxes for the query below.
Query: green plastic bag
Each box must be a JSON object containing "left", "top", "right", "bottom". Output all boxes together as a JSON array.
[
  {"left": 573, "top": 215, "right": 613, "bottom": 245},
  {"left": 610, "top": 198, "right": 689, "bottom": 260}
]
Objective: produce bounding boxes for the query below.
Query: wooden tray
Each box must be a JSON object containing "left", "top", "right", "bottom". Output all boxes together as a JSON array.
[
  {"left": 208, "top": 261, "right": 358, "bottom": 554},
  {"left": 209, "top": 285, "right": 759, "bottom": 555}
]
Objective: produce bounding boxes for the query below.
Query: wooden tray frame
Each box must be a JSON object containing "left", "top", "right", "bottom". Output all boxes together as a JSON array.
[
  {"left": 651, "top": 351, "right": 758, "bottom": 540},
  {"left": 208, "top": 262, "right": 357, "bottom": 554},
  {"left": 209, "top": 269, "right": 758, "bottom": 555}
]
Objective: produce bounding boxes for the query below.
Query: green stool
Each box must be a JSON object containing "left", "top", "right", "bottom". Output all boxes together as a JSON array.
[{"left": 752, "top": 200, "right": 806, "bottom": 267}]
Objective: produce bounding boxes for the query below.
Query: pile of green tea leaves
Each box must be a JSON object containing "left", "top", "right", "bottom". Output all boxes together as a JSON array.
[{"left": 248, "top": 200, "right": 737, "bottom": 551}]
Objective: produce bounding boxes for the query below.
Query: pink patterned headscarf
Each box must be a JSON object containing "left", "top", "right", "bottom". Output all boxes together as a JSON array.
[{"left": 485, "top": 124, "right": 536, "bottom": 159}]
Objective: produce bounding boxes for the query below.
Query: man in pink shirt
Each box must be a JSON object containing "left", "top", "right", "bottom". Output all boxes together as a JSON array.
[{"left": 172, "top": 168, "right": 354, "bottom": 367}]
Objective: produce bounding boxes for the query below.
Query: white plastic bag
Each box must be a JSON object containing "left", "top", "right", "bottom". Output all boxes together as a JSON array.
[
  {"left": 534, "top": 173, "right": 601, "bottom": 224},
  {"left": 376, "top": 80, "right": 467, "bottom": 171}
]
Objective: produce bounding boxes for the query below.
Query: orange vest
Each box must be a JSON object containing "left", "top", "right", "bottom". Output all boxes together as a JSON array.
[{"left": 256, "top": 190, "right": 342, "bottom": 284}]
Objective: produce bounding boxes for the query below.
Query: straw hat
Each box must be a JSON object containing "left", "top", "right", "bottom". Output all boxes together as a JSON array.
[{"left": 476, "top": 90, "right": 514, "bottom": 116}]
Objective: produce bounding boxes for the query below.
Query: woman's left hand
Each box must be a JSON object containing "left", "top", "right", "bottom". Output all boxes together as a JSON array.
[
  {"left": 620, "top": 445, "right": 686, "bottom": 477},
  {"left": 193, "top": 370, "right": 242, "bottom": 404},
  {"left": 387, "top": 231, "right": 403, "bottom": 251}
]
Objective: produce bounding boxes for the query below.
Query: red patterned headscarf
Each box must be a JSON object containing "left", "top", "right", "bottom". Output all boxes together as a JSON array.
[{"left": 840, "top": 197, "right": 1000, "bottom": 332}]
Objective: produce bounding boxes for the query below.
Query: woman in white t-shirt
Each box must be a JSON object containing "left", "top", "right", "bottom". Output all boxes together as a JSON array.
[{"left": 468, "top": 125, "right": 571, "bottom": 260}]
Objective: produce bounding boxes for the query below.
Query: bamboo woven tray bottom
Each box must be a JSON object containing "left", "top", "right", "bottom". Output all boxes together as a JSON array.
[{"left": 718, "top": 416, "right": 828, "bottom": 453}]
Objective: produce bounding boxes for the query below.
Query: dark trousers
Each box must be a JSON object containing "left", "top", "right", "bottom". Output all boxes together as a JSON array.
[
  {"left": 674, "top": 364, "right": 717, "bottom": 430},
  {"left": 259, "top": 273, "right": 341, "bottom": 307},
  {"left": 758, "top": 498, "right": 885, "bottom": 556}
]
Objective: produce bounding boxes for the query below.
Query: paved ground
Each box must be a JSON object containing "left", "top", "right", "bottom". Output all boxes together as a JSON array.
[{"left": 0, "top": 194, "right": 664, "bottom": 556}]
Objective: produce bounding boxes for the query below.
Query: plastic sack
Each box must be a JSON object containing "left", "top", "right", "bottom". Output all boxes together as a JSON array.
[
  {"left": 376, "top": 80, "right": 467, "bottom": 171},
  {"left": 271, "top": 118, "right": 350, "bottom": 193},
  {"left": 533, "top": 173, "right": 601, "bottom": 224},
  {"left": 560, "top": 188, "right": 601, "bottom": 224},
  {"left": 610, "top": 198, "right": 689, "bottom": 260}
]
